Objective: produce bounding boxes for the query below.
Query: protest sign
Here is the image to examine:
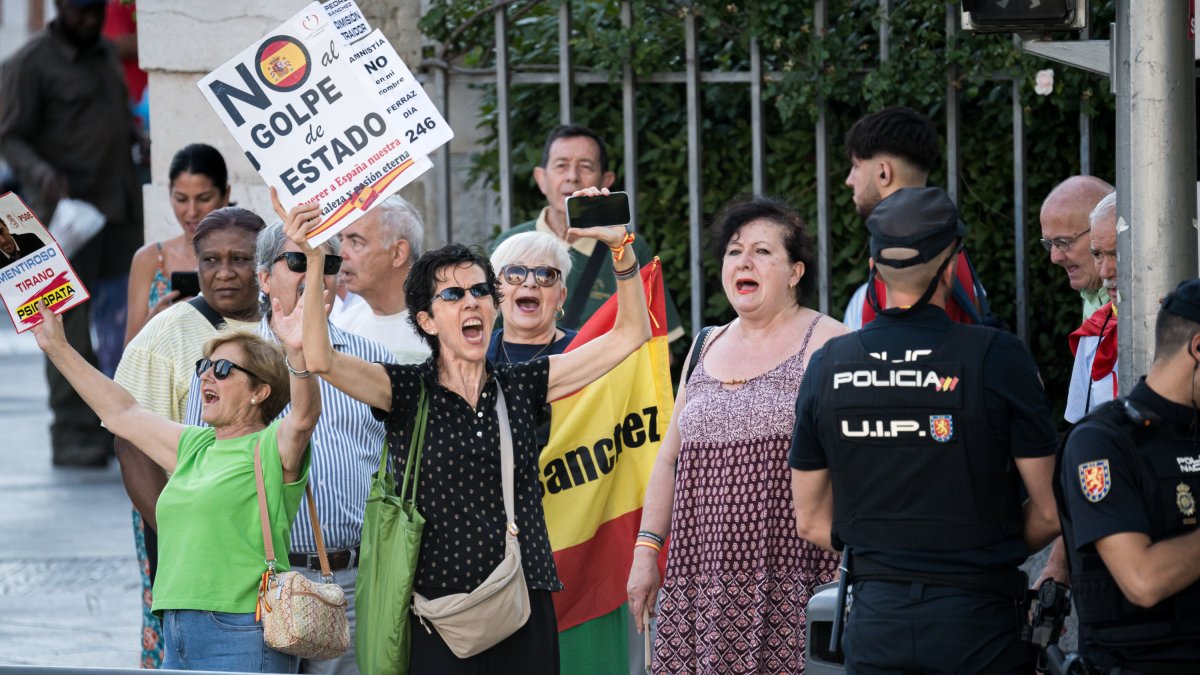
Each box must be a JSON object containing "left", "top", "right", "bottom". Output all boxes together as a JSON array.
[
  {"left": 321, "top": 0, "right": 371, "bottom": 45},
  {"left": 0, "top": 192, "right": 90, "bottom": 332},
  {"left": 198, "top": 2, "right": 445, "bottom": 245},
  {"left": 349, "top": 29, "right": 454, "bottom": 161}
]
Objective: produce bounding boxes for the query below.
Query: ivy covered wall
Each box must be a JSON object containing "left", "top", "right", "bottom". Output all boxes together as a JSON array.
[{"left": 421, "top": 0, "right": 1116, "bottom": 419}]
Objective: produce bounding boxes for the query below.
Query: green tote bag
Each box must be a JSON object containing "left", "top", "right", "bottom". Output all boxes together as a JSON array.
[{"left": 355, "top": 381, "right": 428, "bottom": 675}]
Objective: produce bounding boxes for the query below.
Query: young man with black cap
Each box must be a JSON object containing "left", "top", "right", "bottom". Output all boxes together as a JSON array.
[
  {"left": 1055, "top": 278, "right": 1200, "bottom": 674},
  {"left": 789, "top": 186, "right": 1061, "bottom": 674}
]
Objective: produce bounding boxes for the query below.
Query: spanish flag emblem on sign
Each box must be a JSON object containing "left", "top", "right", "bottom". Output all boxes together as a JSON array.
[
  {"left": 542, "top": 258, "right": 673, "bottom": 631},
  {"left": 256, "top": 36, "right": 310, "bottom": 92}
]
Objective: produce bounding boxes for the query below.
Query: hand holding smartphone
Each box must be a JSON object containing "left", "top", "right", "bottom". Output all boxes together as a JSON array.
[{"left": 565, "top": 191, "right": 631, "bottom": 229}]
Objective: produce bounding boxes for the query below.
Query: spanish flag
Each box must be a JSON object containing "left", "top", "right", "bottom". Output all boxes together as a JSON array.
[{"left": 542, "top": 258, "right": 673, "bottom": 634}]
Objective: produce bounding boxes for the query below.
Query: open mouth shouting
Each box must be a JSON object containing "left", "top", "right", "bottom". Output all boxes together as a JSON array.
[
  {"left": 735, "top": 277, "right": 760, "bottom": 295},
  {"left": 514, "top": 294, "right": 542, "bottom": 315},
  {"left": 462, "top": 317, "right": 485, "bottom": 344}
]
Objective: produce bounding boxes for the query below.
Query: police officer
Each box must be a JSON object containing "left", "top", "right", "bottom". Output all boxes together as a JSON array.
[
  {"left": 790, "top": 187, "right": 1062, "bottom": 674},
  {"left": 1056, "top": 278, "right": 1200, "bottom": 674}
]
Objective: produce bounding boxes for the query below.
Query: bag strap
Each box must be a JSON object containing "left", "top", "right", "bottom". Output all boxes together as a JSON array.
[
  {"left": 684, "top": 325, "right": 716, "bottom": 383},
  {"left": 188, "top": 295, "right": 226, "bottom": 330},
  {"left": 493, "top": 384, "right": 517, "bottom": 532},
  {"left": 561, "top": 243, "right": 609, "bottom": 329},
  {"left": 253, "top": 438, "right": 332, "bottom": 578},
  {"left": 398, "top": 379, "right": 429, "bottom": 505}
]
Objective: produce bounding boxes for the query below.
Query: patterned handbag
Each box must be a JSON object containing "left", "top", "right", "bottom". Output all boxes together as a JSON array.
[{"left": 253, "top": 440, "right": 351, "bottom": 660}]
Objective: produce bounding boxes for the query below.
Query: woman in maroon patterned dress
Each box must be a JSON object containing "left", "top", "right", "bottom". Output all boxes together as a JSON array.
[{"left": 627, "top": 197, "right": 847, "bottom": 673}]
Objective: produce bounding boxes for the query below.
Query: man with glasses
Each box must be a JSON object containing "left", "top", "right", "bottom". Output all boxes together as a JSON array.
[
  {"left": 333, "top": 193, "right": 431, "bottom": 364},
  {"left": 1039, "top": 176, "right": 1114, "bottom": 318},
  {"left": 184, "top": 219, "right": 394, "bottom": 675},
  {"left": 1065, "top": 192, "right": 1120, "bottom": 424},
  {"left": 490, "top": 124, "right": 683, "bottom": 340}
]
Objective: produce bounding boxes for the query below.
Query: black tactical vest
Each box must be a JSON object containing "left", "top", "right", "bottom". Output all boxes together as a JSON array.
[
  {"left": 818, "top": 323, "right": 1024, "bottom": 551},
  {"left": 1056, "top": 400, "right": 1200, "bottom": 649}
]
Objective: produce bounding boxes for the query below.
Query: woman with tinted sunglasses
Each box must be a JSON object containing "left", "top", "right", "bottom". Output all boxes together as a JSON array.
[
  {"left": 487, "top": 231, "right": 575, "bottom": 365},
  {"left": 31, "top": 294, "right": 320, "bottom": 673},
  {"left": 279, "top": 187, "right": 650, "bottom": 674}
]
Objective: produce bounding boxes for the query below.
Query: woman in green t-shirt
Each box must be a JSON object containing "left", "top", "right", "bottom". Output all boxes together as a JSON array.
[{"left": 32, "top": 299, "right": 320, "bottom": 673}]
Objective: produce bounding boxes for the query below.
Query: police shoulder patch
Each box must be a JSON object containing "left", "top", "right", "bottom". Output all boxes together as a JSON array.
[{"left": 1078, "top": 459, "right": 1112, "bottom": 503}]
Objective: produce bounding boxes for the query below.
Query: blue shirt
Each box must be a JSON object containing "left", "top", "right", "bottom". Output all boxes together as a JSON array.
[{"left": 184, "top": 317, "right": 393, "bottom": 552}]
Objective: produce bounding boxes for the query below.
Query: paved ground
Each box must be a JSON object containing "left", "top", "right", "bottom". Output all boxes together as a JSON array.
[{"left": 0, "top": 325, "right": 141, "bottom": 669}]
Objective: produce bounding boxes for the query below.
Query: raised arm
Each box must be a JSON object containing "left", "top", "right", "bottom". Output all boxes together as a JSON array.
[
  {"left": 270, "top": 296, "right": 320, "bottom": 484},
  {"left": 274, "top": 189, "right": 392, "bottom": 411},
  {"left": 33, "top": 304, "right": 184, "bottom": 470},
  {"left": 546, "top": 188, "right": 652, "bottom": 401}
]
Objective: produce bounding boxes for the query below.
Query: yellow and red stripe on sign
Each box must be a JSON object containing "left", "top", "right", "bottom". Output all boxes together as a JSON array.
[
  {"left": 305, "top": 156, "right": 417, "bottom": 241},
  {"left": 16, "top": 271, "right": 77, "bottom": 324},
  {"left": 542, "top": 258, "right": 673, "bottom": 631}
]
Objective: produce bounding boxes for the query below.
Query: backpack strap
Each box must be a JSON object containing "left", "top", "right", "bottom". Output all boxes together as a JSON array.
[
  {"left": 684, "top": 325, "right": 716, "bottom": 384},
  {"left": 188, "top": 296, "right": 226, "bottom": 330},
  {"left": 561, "top": 244, "right": 609, "bottom": 330}
]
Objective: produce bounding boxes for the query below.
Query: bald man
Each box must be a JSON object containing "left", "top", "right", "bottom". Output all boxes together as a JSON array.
[{"left": 1039, "top": 176, "right": 1114, "bottom": 317}]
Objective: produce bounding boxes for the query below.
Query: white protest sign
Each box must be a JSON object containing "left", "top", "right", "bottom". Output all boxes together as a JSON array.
[
  {"left": 198, "top": 2, "right": 431, "bottom": 245},
  {"left": 322, "top": 0, "right": 371, "bottom": 45},
  {"left": 348, "top": 29, "right": 454, "bottom": 160},
  {"left": 0, "top": 192, "right": 91, "bottom": 333}
]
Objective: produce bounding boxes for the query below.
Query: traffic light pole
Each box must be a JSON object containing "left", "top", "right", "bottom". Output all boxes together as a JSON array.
[{"left": 1114, "top": 0, "right": 1197, "bottom": 390}]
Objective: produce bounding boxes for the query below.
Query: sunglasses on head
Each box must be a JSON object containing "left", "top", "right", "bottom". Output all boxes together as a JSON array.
[
  {"left": 500, "top": 264, "right": 562, "bottom": 288},
  {"left": 433, "top": 282, "right": 493, "bottom": 303},
  {"left": 196, "top": 357, "right": 261, "bottom": 381},
  {"left": 273, "top": 251, "right": 342, "bottom": 275}
]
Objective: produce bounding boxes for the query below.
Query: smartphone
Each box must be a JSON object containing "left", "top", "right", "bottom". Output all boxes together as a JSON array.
[
  {"left": 565, "top": 191, "right": 631, "bottom": 229},
  {"left": 170, "top": 271, "right": 200, "bottom": 299}
]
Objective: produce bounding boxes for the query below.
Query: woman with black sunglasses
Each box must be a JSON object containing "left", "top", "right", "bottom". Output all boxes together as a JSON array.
[
  {"left": 279, "top": 187, "right": 650, "bottom": 673},
  {"left": 31, "top": 293, "right": 320, "bottom": 673},
  {"left": 487, "top": 231, "right": 575, "bottom": 365}
]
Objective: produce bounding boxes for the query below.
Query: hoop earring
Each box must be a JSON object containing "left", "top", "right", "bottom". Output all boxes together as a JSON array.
[{"left": 555, "top": 306, "right": 565, "bottom": 320}]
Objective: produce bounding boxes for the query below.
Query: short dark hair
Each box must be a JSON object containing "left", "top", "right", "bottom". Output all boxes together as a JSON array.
[
  {"left": 192, "top": 207, "right": 265, "bottom": 251},
  {"left": 1154, "top": 304, "right": 1200, "bottom": 363},
  {"left": 844, "top": 106, "right": 939, "bottom": 174},
  {"left": 169, "top": 143, "right": 230, "bottom": 197},
  {"left": 709, "top": 196, "right": 817, "bottom": 307},
  {"left": 539, "top": 124, "right": 610, "bottom": 174},
  {"left": 404, "top": 243, "right": 502, "bottom": 359}
]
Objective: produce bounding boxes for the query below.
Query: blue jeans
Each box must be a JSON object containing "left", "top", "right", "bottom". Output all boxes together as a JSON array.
[{"left": 161, "top": 609, "right": 299, "bottom": 673}]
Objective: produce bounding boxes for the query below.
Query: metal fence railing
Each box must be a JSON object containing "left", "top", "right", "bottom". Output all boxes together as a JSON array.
[{"left": 420, "top": 1, "right": 1100, "bottom": 341}]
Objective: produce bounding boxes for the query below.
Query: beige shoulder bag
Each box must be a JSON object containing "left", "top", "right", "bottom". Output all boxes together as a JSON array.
[
  {"left": 254, "top": 440, "right": 351, "bottom": 660},
  {"left": 410, "top": 385, "right": 531, "bottom": 658}
]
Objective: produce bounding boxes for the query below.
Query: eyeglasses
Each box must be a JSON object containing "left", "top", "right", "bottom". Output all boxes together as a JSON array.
[
  {"left": 273, "top": 251, "right": 342, "bottom": 275},
  {"left": 499, "top": 264, "right": 562, "bottom": 288},
  {"left": 433, "top": 282, "right": 493, "bottom": 303},
  {"left": 196, "top": 357, "right": 262, "bottom": 381},
  {"left": 1039, "top": 229, "right": 1090, "bottom": 253}
]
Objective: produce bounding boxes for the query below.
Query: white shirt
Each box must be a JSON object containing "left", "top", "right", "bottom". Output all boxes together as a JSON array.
[{"left": 334, "top": 302, "right": 431, "bottom": 365}]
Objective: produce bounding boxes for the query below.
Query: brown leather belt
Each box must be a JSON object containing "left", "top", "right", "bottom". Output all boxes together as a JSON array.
[{"left": 288, "top": 546, "right": 359, "bottom": 572}]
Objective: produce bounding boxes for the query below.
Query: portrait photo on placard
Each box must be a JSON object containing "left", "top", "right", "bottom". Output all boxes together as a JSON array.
[{"left": 0, "top": 215, "right": 47, "bottom": 269}]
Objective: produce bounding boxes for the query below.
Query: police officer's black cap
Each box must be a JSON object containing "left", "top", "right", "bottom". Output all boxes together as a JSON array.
[
  {"left": 868, "top": 187, "right": 966, "bottom": 269},
  {"left": 1162, "top": 278, "right": 1200, "bottom": 323}
]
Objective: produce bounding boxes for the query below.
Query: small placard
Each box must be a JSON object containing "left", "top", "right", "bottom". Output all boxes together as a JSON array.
[{"left": 0, "top": 192, "right": 91, "bottom": 332}]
